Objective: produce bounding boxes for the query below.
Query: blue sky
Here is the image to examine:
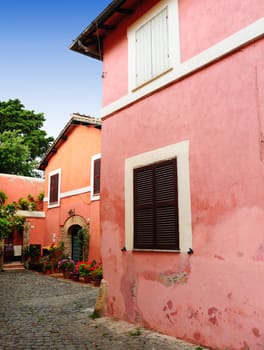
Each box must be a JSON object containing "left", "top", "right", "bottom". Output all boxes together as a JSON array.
[{"left": 0, "top": 0, "right": 111, "bottom": 138}]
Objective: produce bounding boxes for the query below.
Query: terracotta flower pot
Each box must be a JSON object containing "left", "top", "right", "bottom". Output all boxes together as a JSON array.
[
  {"left": 63, "top": 270, "right": 70, "bottom": 279},
  {"left": 83, "top": 276, "right": 91, "bottom": 283}
]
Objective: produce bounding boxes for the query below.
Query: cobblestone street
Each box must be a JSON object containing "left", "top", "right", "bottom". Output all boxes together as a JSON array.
[{"left": 0, "top": 271, "right": 207, "bottom": 350}]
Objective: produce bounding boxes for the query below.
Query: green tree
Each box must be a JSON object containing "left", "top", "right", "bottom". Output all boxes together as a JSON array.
[
  {"left": 0, "top": 130, "right": 36, "bottom": 176},
  {"left": 0, "top": 99, "right": 54, "bottom": 175},
  {"left": 0, "top": 191, "right": 25, "bottom": 240}
]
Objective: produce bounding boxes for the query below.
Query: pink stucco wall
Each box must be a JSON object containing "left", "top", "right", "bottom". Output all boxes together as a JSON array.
[
  {"left": 179, "top": 0, "right": 264, "bottom": 61},
  {"left": 99, "top": 1, "right": 264, "bottom": 348},
  {"left": 0, "top": 173, "right": 46, "bottom": 247},
  {"left": 44, "top": 124, "right": 101, "bottom": 262},
  {"left": 102, "top": 0, "right": 264, "bottom": 107},
  {"left": 0, "top": 173, "right": 44, "bottom": 204},
  {"left": 102, "top": 0, "right": 160, "bottom": 107}
]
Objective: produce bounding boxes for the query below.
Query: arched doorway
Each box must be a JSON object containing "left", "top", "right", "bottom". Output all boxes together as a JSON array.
[
  {"left": 69, "top": 225, "right": 82, "bottom": 262},
  {"left": 62, "top": 215, "right": 89, "bottom": 262}
]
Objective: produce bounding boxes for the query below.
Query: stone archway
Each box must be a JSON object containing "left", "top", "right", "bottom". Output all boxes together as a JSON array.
[{"left": 61, "top": 215, "right": 89, "bottom": 260}]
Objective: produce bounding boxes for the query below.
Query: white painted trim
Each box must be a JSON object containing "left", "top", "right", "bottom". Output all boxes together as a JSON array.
[
  {"left": 60, "top": 186, "right": 91, "bottom": 199},
  {"left": 16, "top": 210, "right": 46, "bottom": 218},
  {"left": 125, "top": 140, "right": 192, "bottom": 252},
  {"left": 102, "top": 18, "right": 264, "bottom": 118},
  {"left": 47, "top": 168, "right": 61, "bottom": 208},
  {"left": 91, "top": 153, "right": 101, "bottom": 201}
]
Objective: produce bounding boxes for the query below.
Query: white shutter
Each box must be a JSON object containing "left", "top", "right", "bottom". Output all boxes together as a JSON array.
[
  {"left": 136, "top": 21, "right": 152, "bottom": 86},
  {"left": 135, "top": 7, "right": 169, "bottom": 87},
  {"left": 151, "top": 7, "right": 169, "bottom": 77}
]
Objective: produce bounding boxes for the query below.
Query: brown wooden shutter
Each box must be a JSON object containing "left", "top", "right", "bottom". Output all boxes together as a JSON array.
[
  {"left": 93, "top": 158, "right": 101, "bottom": 195},
  {"left": 134, "top": 158, "right": 179, "bottom": 250},
  {"left": 49, "top": 173, "right": 59, "bottom": 204}
]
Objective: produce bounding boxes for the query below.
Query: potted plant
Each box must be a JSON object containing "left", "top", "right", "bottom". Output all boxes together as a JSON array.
[
  {"left": 57, "top": 258, "right": 75, "bottom": 278},
  {"left": 77, "top": 260, "right": 96, "bottom": 283},
  {"left": 90, "top": 262, "right": 103, "bottom": 286},
  {"left": 44, "top": 262, "right": 53, "bottom": 274},
  {"left": 40, "top": 256, "right": 50, "bottom": 273},
  {"left": 69, "top": 269, "right": 80, "bottom": 281}
]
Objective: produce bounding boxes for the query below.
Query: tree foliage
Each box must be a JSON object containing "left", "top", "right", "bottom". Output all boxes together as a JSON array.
[
  {"left": 0, "top": 99, "right": 54, "bottom": 176},
  {"left": 0, "top": 191, "right": 25, "bottom": 240},
  {"left": 0, "top": 130, "right": 35, "bottom": 176}
]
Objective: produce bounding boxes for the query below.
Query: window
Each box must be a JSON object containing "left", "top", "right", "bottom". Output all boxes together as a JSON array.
[
  {"left": 91, "top": 154, "right": 101, "bottom": 200},
  {"left": 135, "top": 7, "right": 169, "bottom": 87},
  {"left": 128, "top": 0, "right": 180, "bottom": 91},
  {"left": 134, "top": 158, "right": 179, "bottom": 250},
  {"left": 125, "top": 141, "right": 192, "bottom": 252},
  {"left": 48, "top": 169, "right": 61, "bottom": 208}
]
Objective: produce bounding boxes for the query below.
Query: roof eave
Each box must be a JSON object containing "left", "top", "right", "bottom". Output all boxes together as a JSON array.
[
  {"left": 38, "top": 114, "right": 102, "bottom": 171},
  {"left": 69, "top": 0, "right": 135, "bottom": 60}
]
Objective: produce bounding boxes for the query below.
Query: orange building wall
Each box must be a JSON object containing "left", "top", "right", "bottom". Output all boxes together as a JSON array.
[{"left": 44, "top": 124, "right": 101, "bottom": 262}]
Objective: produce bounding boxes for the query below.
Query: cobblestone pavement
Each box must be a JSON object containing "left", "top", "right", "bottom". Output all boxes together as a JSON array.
[{"left": 0, "top": 271, "right": 208, "bottom": 350}]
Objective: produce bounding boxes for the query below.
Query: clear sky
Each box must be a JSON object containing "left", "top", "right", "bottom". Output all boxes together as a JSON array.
[{"left": 0, "top": 0, "right": 111, "bottom": 138}]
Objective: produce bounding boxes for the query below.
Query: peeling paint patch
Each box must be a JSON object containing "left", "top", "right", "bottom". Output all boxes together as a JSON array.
[
  {"left": 162, "top": 300, "right": 178, "bottom": 326},
  {"left": 252, "top": 327, "right": 261, "bottom": 337},
  {"left": 227, "top": 292, "right": 232, "bottom": 299},
  {"left": 253, "top": 243, "right": 264, "bottom": 261},
  {"left": 160, "top": 271, "right": 188, "bottom": 286},
  {"left": 208, "top": 307, "right": 218, "bottom": 316},
  {"left": 167, "top": 300, "right": 173, "bottom": 310},
  {"left": 208, "top": 307, "right": 222, "bottom": 326},
  {"left": 193, "top": 332, "right": 201, "bottom": 341},
  {"left": 237, "top": 251, "right": 244, "bottom": 257},
  {"left": 214, "top": 254, "right": 224, "bottom": 260},
  {"left": 240, "top": 341, "right": 250, "bottom": 350}
]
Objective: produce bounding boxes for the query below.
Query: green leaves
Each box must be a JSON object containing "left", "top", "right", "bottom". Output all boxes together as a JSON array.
[
  {"left": 0, "top": 99, "right": 54, "bottom": 176},
  {"left": 0, "top": 191, "right": 26, "bottom": 240}
]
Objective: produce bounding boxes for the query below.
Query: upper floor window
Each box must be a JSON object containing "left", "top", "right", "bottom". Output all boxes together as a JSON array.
[
  {"left": 91, "top": 154, "right": 101, "bottom": 200},
  {"left": 135, "top": 7, "right": 169, "bottom": 87},
  {"left": 128, "top": 0, "right": 180, "bottom": 91},
  {"left": 48, "top": 169, "right": 61, "bottom": 208}
]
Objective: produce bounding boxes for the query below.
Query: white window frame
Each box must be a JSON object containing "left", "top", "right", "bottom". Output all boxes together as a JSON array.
[
  {"left": 48, "top": 168, "right": 61, "bottom": 208},
  {"left": 125, "top": 141, "right": 192, "bottom": 252},
  {"left": 128, "top": 0, "right": 180, "bottom": 92},
  {"left": 91, "top": 153, "right": 101, "bottom": 201}
]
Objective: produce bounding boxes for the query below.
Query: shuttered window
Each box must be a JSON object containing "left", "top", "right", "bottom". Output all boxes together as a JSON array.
[
  {"left": 133, "top": 158, "right": 179, "bottom": 250},
  {"left": 49, "top": 173, "right": 59, "bottom": 204},
  {"left": 135, "top": 7, "right": 169, "bottom": 87},
  {"left": 93, "top": 158, "right": 101, "bottom": 195}
]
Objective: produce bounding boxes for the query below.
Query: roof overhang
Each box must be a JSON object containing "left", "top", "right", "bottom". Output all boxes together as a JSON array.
[
  {"left": 69, "top": 0, "right": 139, "bottom": 60},
  {"left": 38, "top": 114, "right": 101, "bottom": 171}
]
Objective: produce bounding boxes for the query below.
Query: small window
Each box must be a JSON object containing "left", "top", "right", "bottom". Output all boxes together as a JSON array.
[
  {"left": 93, "top": 158, "right": 101, "bottom": 195},
  {"left": 134, "top": 158, "right": 179, "bottom": 250},
  {"left": 91, "top": 154, "right": 101, "bottom": 200},
  {"left": 135, "top": 7, "right": 169, "bottom": 87},
  {"left": 48, "top": 169, "right": 61, "bottom": 207}
]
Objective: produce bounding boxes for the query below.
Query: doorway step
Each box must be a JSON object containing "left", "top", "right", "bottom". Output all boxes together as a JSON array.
[{"left": 3, "top": 262, "right": 25, "bottom": 272}]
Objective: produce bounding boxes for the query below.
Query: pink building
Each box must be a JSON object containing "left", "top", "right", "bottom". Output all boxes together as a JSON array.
[
  {"left": 0, "top": 173, "right": 45, "bottom": 263},
  {"left": 38, "top": 114, "right": 101, "bottom": 262},
  {"left": 70, "top": 1, "right": 264, "bottom": 349}
]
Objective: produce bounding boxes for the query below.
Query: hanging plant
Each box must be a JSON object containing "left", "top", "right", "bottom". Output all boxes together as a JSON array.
[{"left": 77, "top": 227, "right": 90, "bottom": 261}]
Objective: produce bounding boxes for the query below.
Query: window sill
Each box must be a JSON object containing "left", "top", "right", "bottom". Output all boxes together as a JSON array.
[
  {"left": 47, "top": 203, "right": 60, "bottom": 209},
  {"left": 133, "top": 249, "right": 181, "bottom": 253},
  {"left": 131, "top": 67, "right": 173, "bottom": 93}
]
